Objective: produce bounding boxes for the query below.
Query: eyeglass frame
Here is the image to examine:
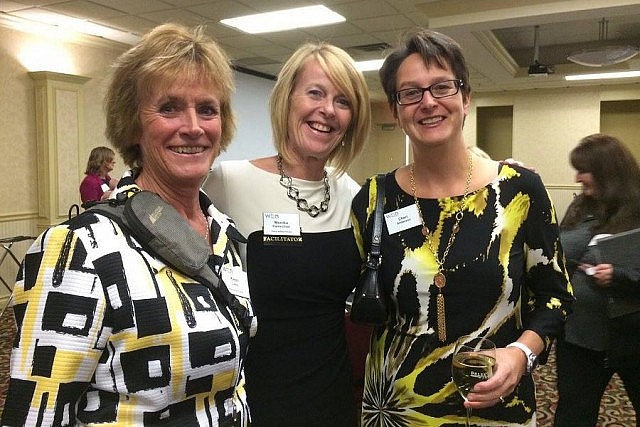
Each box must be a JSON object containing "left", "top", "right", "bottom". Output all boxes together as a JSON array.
[{"left": 393, "top": 79, "right": 464, "bottom": 105}]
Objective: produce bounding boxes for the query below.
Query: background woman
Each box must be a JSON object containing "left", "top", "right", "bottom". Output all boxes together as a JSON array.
[
  {"left": 554, "top": 133, "right": 640, "bottom": 426},
  {"left": 351, "top": 29, "right": 573, "bottom": 426},
  {"left": 205, "top": 42, "right": 370, "bottom": 426},
  {"left": 2, "top": 23, "right": 255, "bottom": 426},
  {"left": 79, "top": 145, "right": 118, "bottom": 204}
]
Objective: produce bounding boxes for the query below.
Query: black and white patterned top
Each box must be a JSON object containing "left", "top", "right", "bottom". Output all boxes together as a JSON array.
[
  {"left": 2, "top": 172, "right": 255, "bottom": 426},
  {"left": 352, "top": 164, "right": 573, "bottom": 426}
]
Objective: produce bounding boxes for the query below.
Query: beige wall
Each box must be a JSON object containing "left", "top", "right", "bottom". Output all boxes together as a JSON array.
[
  {"left": 349, "top": 102, "right": 406, "bottom": 185},
  {"left": 477, "top": 106, "right": 513, "bottom": 160},
  {"left": 601, "top": 99, "right": 640, "bottom": 160},
  {"left": 0, "top": 25, "right": 126, "bottom": 304}
]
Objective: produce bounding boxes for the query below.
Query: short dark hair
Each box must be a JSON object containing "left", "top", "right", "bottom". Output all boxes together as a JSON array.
[{"left": 380, "top": 29, "right": 471, "bottom": 116}]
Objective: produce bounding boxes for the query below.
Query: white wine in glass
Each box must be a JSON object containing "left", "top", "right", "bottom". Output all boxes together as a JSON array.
[{"left": 451, "top": 335, "right": 496, "bottom": 426}]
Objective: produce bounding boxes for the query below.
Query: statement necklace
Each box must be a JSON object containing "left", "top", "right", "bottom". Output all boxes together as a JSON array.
[
  {"left": 277, "top": 154, "right": 330, "bottom": 218},
  {"left": 410, "top": 152, "right": 473, "bottom": 342}
]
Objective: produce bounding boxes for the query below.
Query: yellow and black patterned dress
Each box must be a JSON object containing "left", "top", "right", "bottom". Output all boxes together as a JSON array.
[
  {"left": 351, "top": 164, "right": 573, "bottom": 426},
  {"left": 2, "top": 175, "right": 255, "bottom": 426}
]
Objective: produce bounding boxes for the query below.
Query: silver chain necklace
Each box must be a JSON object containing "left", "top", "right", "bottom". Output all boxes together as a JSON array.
[{"left": 277, "top": 154, "right": 330, "bottom": 218}]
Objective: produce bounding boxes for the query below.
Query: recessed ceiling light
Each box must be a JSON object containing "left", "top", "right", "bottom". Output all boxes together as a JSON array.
[
  {"left": 564, "top": 70, "right": 640, "bottom": 81},
  {"left": 355, "top": 59, "right": 384, "bottom": 72},
  {"left": 220, "top": 5, "right": 345, "bottom": 34},
  {"left": 5, "top": 8, "right": 139, "bottom": 44}
]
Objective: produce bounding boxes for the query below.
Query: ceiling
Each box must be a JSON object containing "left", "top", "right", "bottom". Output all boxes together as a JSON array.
[{"left": 3, "top": 0, "right": 640, "bottom": 101}]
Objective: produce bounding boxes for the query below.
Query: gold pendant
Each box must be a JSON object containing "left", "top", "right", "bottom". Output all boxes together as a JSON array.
[
  {"left": 437, "top": 291, "right": 446, "bottom": 341},
  {"left": 434, "top": 271, "right": 446, "bottom": 288}
]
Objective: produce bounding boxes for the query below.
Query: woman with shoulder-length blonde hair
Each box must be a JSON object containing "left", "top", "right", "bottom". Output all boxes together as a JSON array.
[{"left": 205, "top": 40, "right": 371, "bottom": 426}]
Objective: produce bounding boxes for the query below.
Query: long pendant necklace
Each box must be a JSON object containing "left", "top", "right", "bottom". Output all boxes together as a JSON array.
[
  {"left": 277, "top": 154, "right": 330, "bottom": 218},
  {"left": 410, "top": 152, "right": 473, "bottom": 342}
]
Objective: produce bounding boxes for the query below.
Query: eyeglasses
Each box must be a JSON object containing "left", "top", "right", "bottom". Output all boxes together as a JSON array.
[{"left": 394, "top": 79, "right": 463, "bottom": 105}]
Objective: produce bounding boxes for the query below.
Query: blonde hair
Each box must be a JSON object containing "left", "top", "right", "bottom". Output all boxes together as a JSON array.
[
  {"left": 270, "top": 42, "right": 371, "bottom": 173},
  {"left": 467, "top": 145, "right": 491, "bottom": 159},
  {"left": 104, "top": 23, "right": 236, "bottom": 167}
]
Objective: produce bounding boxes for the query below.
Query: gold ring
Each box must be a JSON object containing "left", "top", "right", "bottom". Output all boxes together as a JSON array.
[{"left": 499, "top": 396, "right": 505, "bottom": 403}]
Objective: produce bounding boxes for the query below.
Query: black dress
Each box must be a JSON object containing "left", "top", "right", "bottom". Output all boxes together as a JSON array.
[
  {"left": 205, "top": 160, "right": 362, "bottom": 426},
  {"left": 245, "top": 229, "right": 359, "bottom": 426}
]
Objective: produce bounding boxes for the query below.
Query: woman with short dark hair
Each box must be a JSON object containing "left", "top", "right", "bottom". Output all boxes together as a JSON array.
[{"left": 351, "top": 29, "right": 573, "bottom": 426}]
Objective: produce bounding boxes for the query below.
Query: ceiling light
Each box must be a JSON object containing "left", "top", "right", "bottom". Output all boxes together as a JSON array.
[
  {"left": 220, "top": 5, "right": 345, "bottom": 34},
  {"left": 567, "top": 46, "right": 639, "bottom": 67},
  {"left": 564, "top": 70, "right": 640, "bottom": 81},
  {"left": 567, "top": 18, "right": 639, "bottom": 67},
  {"left": 355, "top": 59, "right": 384, "bottom": 72},
  {"left": 4, "top": 8, "right": 139, "bottom": 44}
]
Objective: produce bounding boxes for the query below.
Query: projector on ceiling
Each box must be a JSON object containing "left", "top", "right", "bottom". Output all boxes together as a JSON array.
[{"left": 528, "top": 61, "right": 554, "bottom": 76}]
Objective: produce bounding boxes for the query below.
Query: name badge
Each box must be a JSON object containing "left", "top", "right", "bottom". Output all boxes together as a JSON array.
[
  {"left": 384, "top": 204, "right": 422, "bottom": 234},
  {"left": 263, "top": 212, "right": 300, "bottom": 236},
  {"left": 221, "top": 265, "right": 250, "bottom": 299}
]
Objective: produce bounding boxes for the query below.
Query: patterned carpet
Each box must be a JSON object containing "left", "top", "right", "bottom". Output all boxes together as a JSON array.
[
  {"left": 0, "top": 305, "right": 636, "bottom": 425},
  {"left": 533, "top": 345, "right": 637, "bottom": 426}
]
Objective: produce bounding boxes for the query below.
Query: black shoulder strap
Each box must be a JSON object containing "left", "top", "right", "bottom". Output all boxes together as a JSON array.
[
  {"left": 84, "top": 191, "right": 252, "bottom": 334},
  {"left": 370, "top": 173, "right": 386, "bottom": 260}
]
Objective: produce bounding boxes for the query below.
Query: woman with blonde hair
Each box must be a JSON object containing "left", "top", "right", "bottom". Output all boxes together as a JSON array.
[{"left": 205, "top": 41, "right": 370, "bottom": 426}]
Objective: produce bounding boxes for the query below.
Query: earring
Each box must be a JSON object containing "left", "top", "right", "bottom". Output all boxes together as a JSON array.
[{"left": 341, "top": 140, "right": 345, "bottom": 147}]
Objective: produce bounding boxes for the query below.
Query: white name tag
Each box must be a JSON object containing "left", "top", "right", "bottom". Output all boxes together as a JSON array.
[
  {"left": 101, "top": 183, "right": 110, "bottom": 192},
  {"left": 221, "top": 265, "right": 250, "bottom": 299},
  {"left": 263, "top": 212, "right": 301, "bottom": 236},
  {"left": 384, "top": 204, "right": 422, "bottom": 234}
]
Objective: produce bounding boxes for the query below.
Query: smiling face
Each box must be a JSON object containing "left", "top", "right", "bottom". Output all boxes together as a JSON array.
[
  {"left": 136, "top": 77, "right": 222, "bottom": 189},
  {"left": 394, "top": 53, "right": 469, "bottom": 148},
  {"left": 286, "top": 59, "right": 353, "bottom": 164}
]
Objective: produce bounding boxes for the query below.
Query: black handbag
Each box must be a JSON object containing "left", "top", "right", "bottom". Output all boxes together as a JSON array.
[{"left": 350, "top": 174, "right": 388, "bottom": 326}]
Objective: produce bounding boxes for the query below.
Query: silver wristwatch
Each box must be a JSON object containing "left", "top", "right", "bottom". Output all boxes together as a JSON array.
[{"left": 506, "top": 342, "right": 538, "bottom": 374}]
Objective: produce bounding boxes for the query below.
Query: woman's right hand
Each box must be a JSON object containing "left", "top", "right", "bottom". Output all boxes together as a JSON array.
[{"left": 579, "top": 263, "right": 613, "bottom": 287}]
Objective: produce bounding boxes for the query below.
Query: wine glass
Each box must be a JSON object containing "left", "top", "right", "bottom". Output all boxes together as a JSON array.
[{"left": 451, "top": 334, "right": 496, "bottom": 426}]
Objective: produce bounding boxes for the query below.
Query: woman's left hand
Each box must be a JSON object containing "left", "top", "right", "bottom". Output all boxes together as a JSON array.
[{"left": 464, "top": 346, "right": 526, "bottom": 408}]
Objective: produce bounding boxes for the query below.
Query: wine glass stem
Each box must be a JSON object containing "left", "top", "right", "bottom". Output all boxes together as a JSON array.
[{"left": 465, "top": 407, "right": 472, "bottom": 427}]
